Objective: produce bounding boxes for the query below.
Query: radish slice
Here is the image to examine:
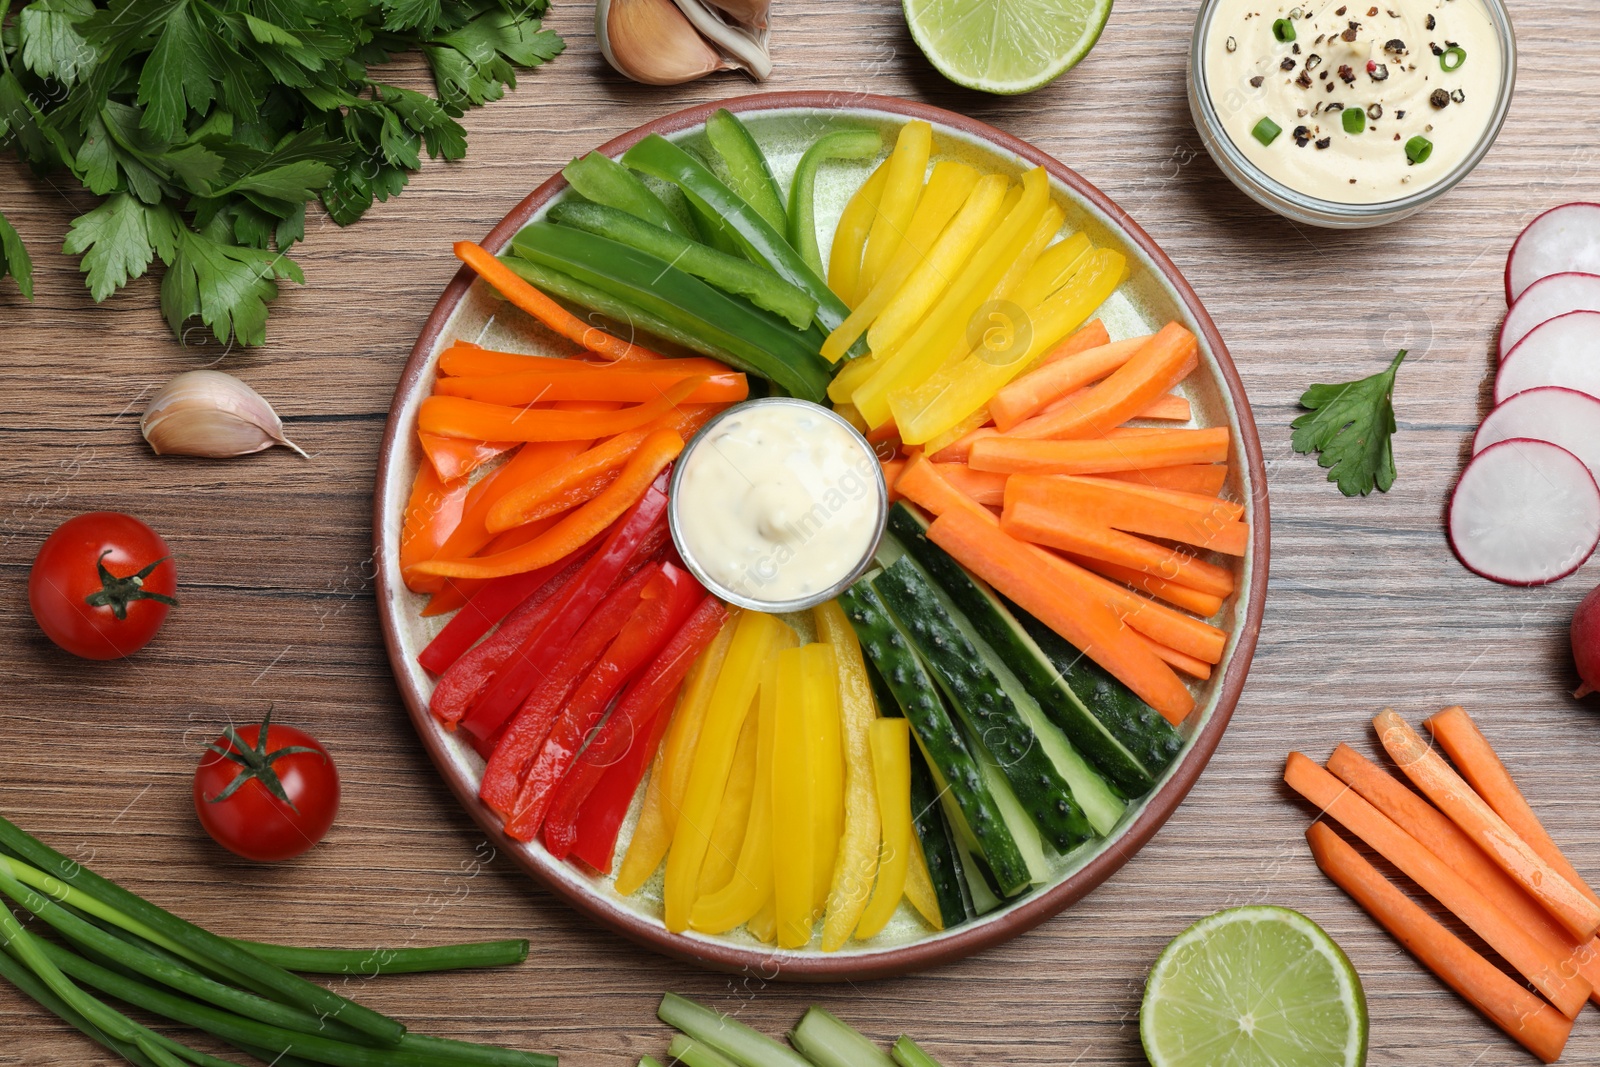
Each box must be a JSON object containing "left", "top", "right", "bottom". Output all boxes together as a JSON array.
[
  {"left": 1507, "top": 203, "right": 1600, "bottom": 303},
  {"left": 1475, "top": 387, "right": 1600, "bottom": 484},
  {"left": 1495, "top": 311, "right": 1600, "bottom": 404},
  {"left": 1448, "top": 439, "right": 1600, "bottom": 586},
  {"left": 1498, "top": 273, "right": 1600, "bottom": 360}
]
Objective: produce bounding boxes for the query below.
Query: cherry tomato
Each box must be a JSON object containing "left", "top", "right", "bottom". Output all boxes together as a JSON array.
[
  {"left": 194, "top": 711, "right": 339, "bottom": 862},
  {"left": 29, "top": 512, "right": 178, "bottom": 660}
]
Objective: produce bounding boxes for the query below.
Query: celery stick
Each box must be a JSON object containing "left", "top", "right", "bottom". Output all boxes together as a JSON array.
[
  {"left": 668, "top": 1034, "right": 743, "bottom": 1067},
  {"left": 657, "top": 993, "right": 812, "bottom": 1067},
  {"left": 787, "top": 1007, "right": 896, "bottom": 1067},
  {"left": 891, "top": 1036, "right": 945, "bottom": 1067}
]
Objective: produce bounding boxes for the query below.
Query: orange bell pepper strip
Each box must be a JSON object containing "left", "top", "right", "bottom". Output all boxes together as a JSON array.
[
  {"left": 433, "top": 367, "right": 747, "bottom": 406},
  {"left": 486, "top": 431, "right": 651, "bottom": 534},
  {"left": 399, "top": 463, "right": 470, "bottom": 591},
  {"left": 454, "top": 242, "right": 667, "bottom": 362},
  {"left": 412, "top": 429, "right": 685, "bottom": 580},
  {"left": 417, "top": 376, "right": 704, "bottom": 443},
  {"left": 418, "top": 433, "right": 518, "bottom": 484}
]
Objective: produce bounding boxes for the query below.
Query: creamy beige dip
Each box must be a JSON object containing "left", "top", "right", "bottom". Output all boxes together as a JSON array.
[
  {"left": 1205, "top": 0, "right": 1502, "bottom": 203},
  {"left": 673, "top": 402, "right": 881, "bottom": 605}
]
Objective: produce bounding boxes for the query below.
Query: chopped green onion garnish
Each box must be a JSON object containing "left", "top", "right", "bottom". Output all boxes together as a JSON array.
[
  {"left": 1440, "top": 46, "right": 1466, "bottom": 71},
  {"left": 1405, "top": 135, "right": 1434, "bottom": 165},
  {"left": 1342, "top": 108, "right": 1366, "bottom": 134},
  {"left": 1272, "top": 17, "right": 1296, "bottom": 42},
  {"left": 1252, "top": 117, "right": 1283, "bottom": 145}
]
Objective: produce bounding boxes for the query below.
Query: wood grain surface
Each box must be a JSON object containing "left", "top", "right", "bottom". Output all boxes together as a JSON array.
[{"left": 2, "top": 0, "right": 1598, "bottom": 1064}]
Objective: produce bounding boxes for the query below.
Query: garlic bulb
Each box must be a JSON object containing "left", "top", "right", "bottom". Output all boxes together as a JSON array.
[
  {"left": 141, "top": 371, "right": 308, "bottom": 459},
  {"left": 597, "top": 0, "right": 772, "bottom": 85}
]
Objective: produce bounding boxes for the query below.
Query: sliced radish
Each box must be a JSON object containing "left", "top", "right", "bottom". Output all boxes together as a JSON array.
[
  {"left": 1448, "top": 439, "right": 1600, "bottom": 586},
  {"left": 1474, "top": 387, "right": 1600, "bottom": 484},
  {"left": 1498, "top": 273, "right": 1600, "bottom": 360},
  {"left": 1495, "top": 311, "right": 1600, "bottom": 404},
  {"left": 1507, "top": 203, "right": 1600, "bottom": 303}
]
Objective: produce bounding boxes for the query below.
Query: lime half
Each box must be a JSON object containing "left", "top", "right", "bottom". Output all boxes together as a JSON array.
[
  {"left": 1141, "top": 906, "right": 1368, "bottom": 1067},
  {"left": 902, "top": 0, "right": 1113, "bottom": 95}
]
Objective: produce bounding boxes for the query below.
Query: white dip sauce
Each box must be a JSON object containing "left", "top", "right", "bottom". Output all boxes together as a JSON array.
[
  {"left": 1204, "top": 0, "right": 1502, "bottom": 203},
  {"left": 673, "top": 402, "right": 882, "bottom": 605}
]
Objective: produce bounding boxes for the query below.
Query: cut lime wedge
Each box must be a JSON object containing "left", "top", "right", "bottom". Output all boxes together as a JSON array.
[
  {"left": 902, "top": 0, "right": 1113, "bottom": 95},
  {"left": 1141, "top": 906, "right": 1368, "bottom": 1067}
]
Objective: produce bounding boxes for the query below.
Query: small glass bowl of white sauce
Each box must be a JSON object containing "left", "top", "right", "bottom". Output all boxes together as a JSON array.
[
  {"left": 667, "top": 398, "right": 888, "bottom": 613},
  {"left": 1188, "top": 0, "right": 1515, "bottom": 228}
]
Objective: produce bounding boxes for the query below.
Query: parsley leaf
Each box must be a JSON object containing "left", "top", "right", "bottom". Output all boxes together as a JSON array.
[
  {"left": 1291, "top": 349, "right": 1407, "bottom": 497},
  {"left": 62, "top": 192, "right": 176, "bottom": 301},
  {"left": 0, "top": 210, "right": 36, "bottom": 300},
  {"left": 159, "top": 220, "right": 303, "bottom": 346},
  {"left": 17, "top": 0, "right": 98, "bottom": 87}
]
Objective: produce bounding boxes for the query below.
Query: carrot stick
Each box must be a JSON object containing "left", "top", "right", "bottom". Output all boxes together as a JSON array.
[
  {"left": 486, "top": 431, "right": 652, "bottom": 534},
  {"left": 413, "top": 431, "right": 684, "bottom": 580},
  {"left": 1136, "top": 634, "right": 1210, "bottom": 679},
  {"left": 969, "top": 427, "right": 1230, "bottom": 476},
  {"left": 929, "top": 427, "right": 997, "bottom": 463},
  {"left": 1071, "top": 476, "right": 1245, "bottom": 522},
  {"left": 454, "top": 241, "right": 666, "bottom": 361},
  {"left": 1327, "top": 743, "right": 1600, "bottom": 1002},
  {"left": 1104, "top": 464, "right": 1229, "bottom": 496},
  {"left": 931, "top": 463, "right": 1006, "bottom": 506},
  {"left": 1002, "top": 496, "right": 1237, "bottom": 598},
  {"left": 1069, "top": 555, "right": 1225, "bottom": 617},
  {"left": 417, "top": 377, "right": 703, "bottom": 442},
  {"left": 434, "top": 368, "right": 747, "bottom": 405},
  {"left": 418, "top": 434, "right": 518, "bottom": 484},
  {"left": 1034, "top": 318, "right": 1111, "bottom": 368},
  {"left": 438, "top": 346, "right": 727, "bottom": 379},
  {"left": 1007, "top": 475, "right": 1248, "bottom": 556},
  {"left": 1305, "top": 821, "right": 1575, "bottom": 1064},
  {"left": 1006, "top": 322, "right": 1200, "bottom": 440},
  {"left": 1375, "top": 709, "right": 1600, "bottom": 943},
  {"left": 1426, "top": 706, "right": 1600, "bottom": 909},
  {"left": 898, "top": 453, "right": 1228, "bottom": 663},
  {"left": 990, "top": 334, "right": 1152, "bottom": 430},
  {"left": 1283, "top": 751, "right": 1593, "bottom": 1017},
  {"left": 928, "top": 506, "right": 1194, "bottom": 723}
]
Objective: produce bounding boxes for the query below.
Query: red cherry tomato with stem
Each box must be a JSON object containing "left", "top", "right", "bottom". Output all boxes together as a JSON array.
[
  {"left": 193, "top": 710, "right": 339, "bottom": 862},
  {"left": 29, "top": 512, "right": 177, "bottom": 660}
]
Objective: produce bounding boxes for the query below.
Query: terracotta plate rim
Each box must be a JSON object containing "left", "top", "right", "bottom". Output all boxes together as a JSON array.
[{"left": 373, "top": 90, "right": 1271, "bottom": 982}]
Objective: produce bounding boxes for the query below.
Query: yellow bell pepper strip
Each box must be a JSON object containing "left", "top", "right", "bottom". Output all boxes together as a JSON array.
[
  {"left": 856, "top": 718, "right": 913, "bottom": 939},
  {"left": 696, "top": 710, "right": 759, "bottom": 896},
  {"left": 614, "top": 611, "right": 740, "bottom": 896},
  {"left": 862, "top": 174, "right": 1010, "bottom": 361},
  {"left": 827, "top": 161, "right": 890, "bottom": 310},
  {"left": 748, "top": 899, "right": 777, "bottom": 944},
  {"left": 663, "top": 611, "right": 796, "bottom": 933},
  {"left": 802, "top": 643, "right": 845, "bottom": 916},
  {"left": 412, "top": 431, "right": 685, "bottom": 580},
  {"left": 827, "top": 350, "right": 882, "bottom": 404},
  {"left": 850, "top": 168, "right": 1051, "bottom": 428},
  {"left": 1011, "top": 231, "right": 1092, "bottom": 311},
  {"left": 820, "top": 162, "right": 981, "bottom": 363},
  {"left": 816, "top": 601, "right": 881, "bottom": 952},
  {"left": 417, "top": 377, "right": 702, "bottom": 443},
  {"left": 771, "top": 646, "right": 816, "bottom": 948},
  {"left": 891, "top": 247, "right": 1129, "bottom": 445},
  {"left": 922, "top": 408, "right": 991, "bottom": 461},
  {"left": 690, "top": 655, "right": 780, "bottom": 934},
  {"left": 859, "top": 121, "right": 933, "bottom": 301},
  {"left": 901, "top": 842, "right": 944, "bottom": 931}
]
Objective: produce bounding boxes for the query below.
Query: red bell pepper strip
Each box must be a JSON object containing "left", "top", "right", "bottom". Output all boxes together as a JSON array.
[
  {"left": 543, "top": 594, "right": 728, "bottom": 864},
  {"left": 457, "top": 473, "right": 671, "bottom": 742},
  {"left": 417, "top": 527, "right": 608, "bottom": 675},
  {"left": 426, "top": 549, "right": 595, "bottom": 728},
  {"left": 477, "top": 564, "right": 660, "bottom": 815},
  {"left": 502, "top": 563, "right": 704, "bottom": 841}
]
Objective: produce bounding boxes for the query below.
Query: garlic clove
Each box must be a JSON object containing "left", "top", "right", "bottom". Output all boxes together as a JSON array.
[
  {"left": 141, "top": 370, "right": 308, "bottom": 459},
  {"left": 668, "top": 0, "right": 773, "bottom": 79},
  {"left": 700, "top": 0, "right": 770, "bottom": 31},
  {"left": 597, "top": 0, "right": 734, "bottom": 85}
]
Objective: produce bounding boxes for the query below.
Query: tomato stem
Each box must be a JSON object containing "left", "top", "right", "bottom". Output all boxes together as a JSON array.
[
  {"left": 202, "top": 709, "right": 323, "bottom": 814},
  {"left": 84, "top": 552, "right": 178, "bottom": 621}
]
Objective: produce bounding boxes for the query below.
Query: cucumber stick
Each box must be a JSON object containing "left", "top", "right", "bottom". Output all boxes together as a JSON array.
[
  {"left": 871, "top": 556, "right": 1103, "bottom": 849},
  {"left": 1012, "top": 609, "right": 1186, "bottom": 777},
  {"left": 886, "top": 502, "right": 1157, "bottom": 797},
  {"left": 837, "top": 582, "right": 1032, "bottom": 897}
]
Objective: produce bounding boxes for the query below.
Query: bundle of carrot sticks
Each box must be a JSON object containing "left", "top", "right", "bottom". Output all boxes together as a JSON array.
[
  {"left": 1286, "top": 708, "right": 1600, "bottom": 1063},
  {"left": 879, "top": 318, "right": 1245, "bottom": 726}
]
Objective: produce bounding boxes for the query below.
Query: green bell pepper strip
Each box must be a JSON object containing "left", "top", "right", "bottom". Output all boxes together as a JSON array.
[
  {"left": 786, "top": 129, "right": 883, "bottom": 279},
  {"left": 561, "top": 151, "right": 691, "bottom": 239},
  {"left": 704, "top": 108, "right": 788, "bottom": 234},
  {"left": 548, "top": 201, "right": 818, "bottom": 329},
  {"left": 510, "top": 222, "right": 832, "bottom": 402},
  {"left": 621, "top": 134, "right": 863, "bottom": 356}
]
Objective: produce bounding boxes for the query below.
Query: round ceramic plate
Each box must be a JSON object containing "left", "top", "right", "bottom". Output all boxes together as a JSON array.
[{"left": 374, "top": 91, "right": 1270, "bottom": 980}]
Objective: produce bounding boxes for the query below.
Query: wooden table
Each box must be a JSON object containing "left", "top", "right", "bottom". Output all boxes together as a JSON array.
[{"left": 2, "top": 1, "right": 1597, "bottom": 1063}]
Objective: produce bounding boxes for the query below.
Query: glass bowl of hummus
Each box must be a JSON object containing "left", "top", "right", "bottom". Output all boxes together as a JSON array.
[{"left": 1189, "top": 0, "right": 1515, "bottom": 228}]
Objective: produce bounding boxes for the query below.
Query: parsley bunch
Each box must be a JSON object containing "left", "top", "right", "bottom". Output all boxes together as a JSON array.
[{"left": 0, "top": 0, "right": 562, "bottom": 345}]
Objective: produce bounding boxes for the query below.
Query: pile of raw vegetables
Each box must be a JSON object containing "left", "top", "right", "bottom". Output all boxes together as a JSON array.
[
  {"left": 1287, "top": 708, "right": 1600, "bottom": 1063},
  {"left": 397, "top": 109, "right": 1249, "bottom": 947},
  {"left": 0, "top": 814, "right": 552, "bottom": 1067}
]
